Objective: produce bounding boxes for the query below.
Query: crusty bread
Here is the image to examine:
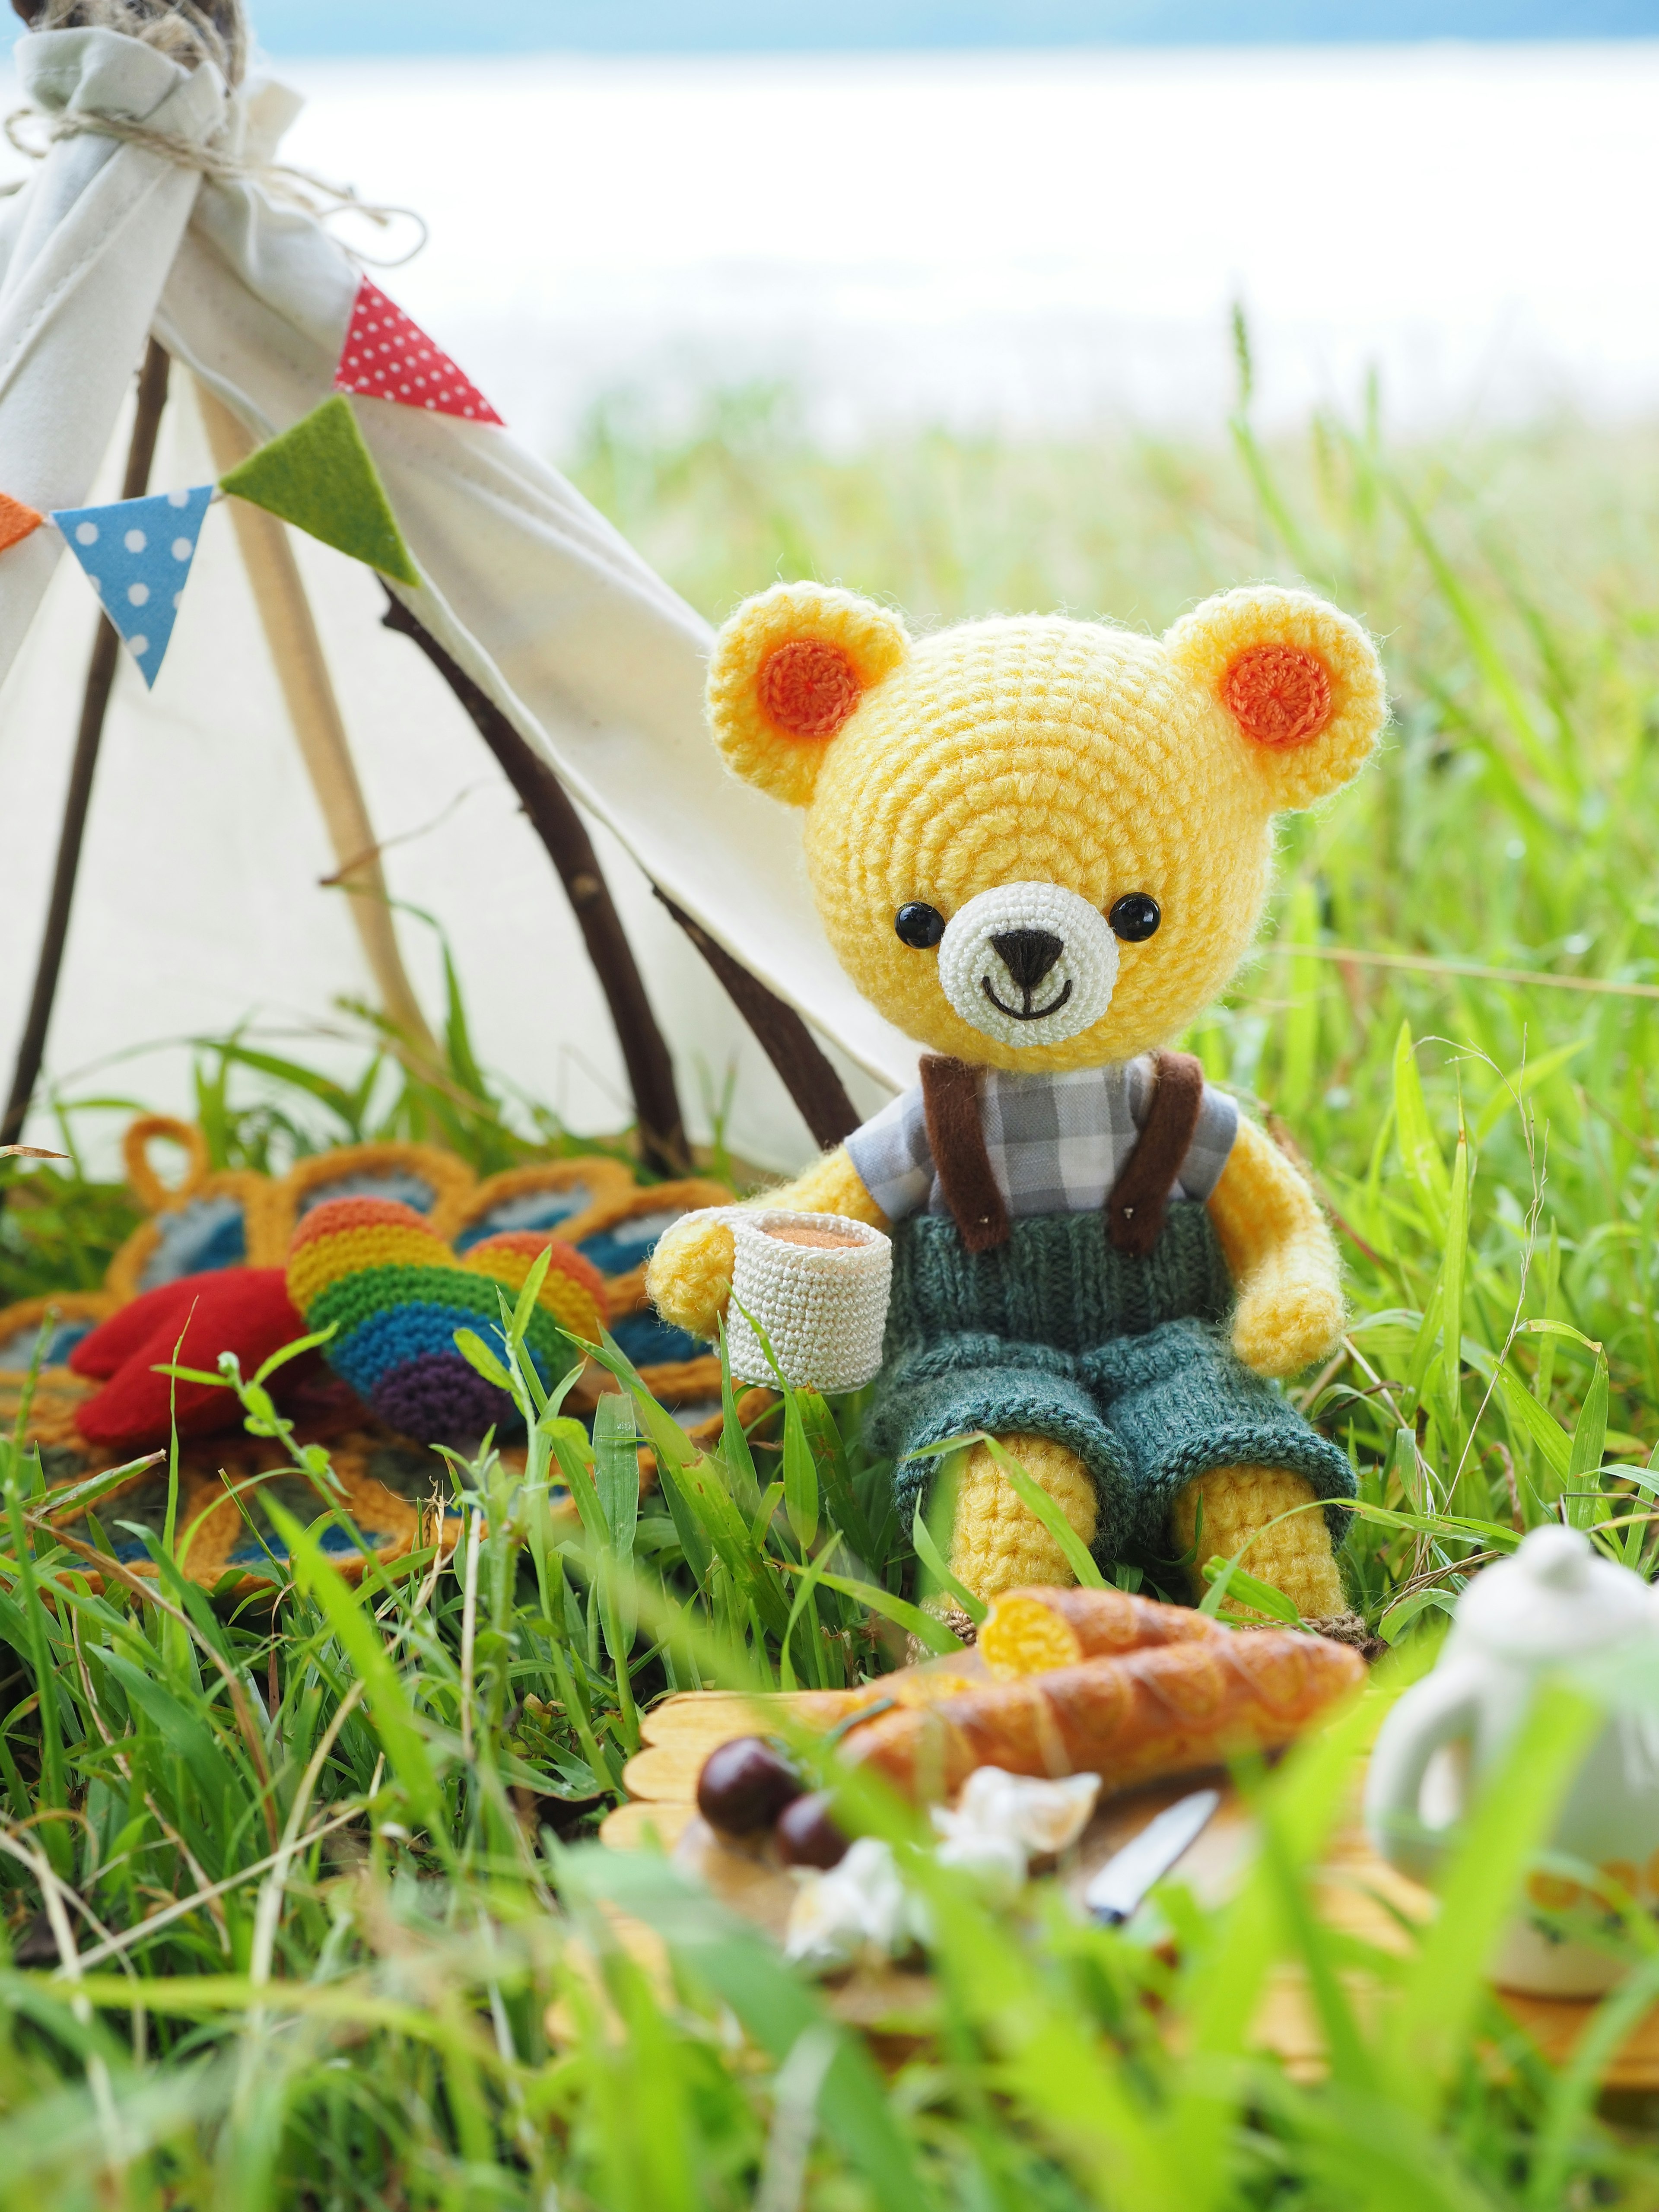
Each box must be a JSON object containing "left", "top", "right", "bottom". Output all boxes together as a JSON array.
[
  {"left": 979, "top": 1585, "right": 1224, "bottom": 1678},
  {"left": 842, "top": 1629, "right": 1364, "bottom": 1801}
]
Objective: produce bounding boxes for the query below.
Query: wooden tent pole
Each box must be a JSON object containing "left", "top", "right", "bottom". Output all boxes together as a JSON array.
[
  {"left": 652, "top": 893, "right": 858, "bottom": 1151},
  {"left": 194, "top": 383, "right": 440, "bottom": 1058},
  {"left": 378, "top": 596, "right": 859, "bottom": 1157},
  {"left": 379, "top": 594, "right": 692, "bottom": 1176},
  {"left": 1, "top": 340, "right": 172, "bottom": 1155}
]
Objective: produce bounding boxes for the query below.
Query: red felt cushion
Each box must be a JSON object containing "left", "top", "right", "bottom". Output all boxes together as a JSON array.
[
  {"left": 76, "top": 1269, "right": 307, "bottom": 1452},
  {"left": 69, "top": 1274, "right": 204, "bottom": 1380}
]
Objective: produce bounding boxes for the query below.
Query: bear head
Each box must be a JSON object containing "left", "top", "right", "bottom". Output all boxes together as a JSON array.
[{"left": 706, "top": 582, "right": 1387, "bottom": 1071}]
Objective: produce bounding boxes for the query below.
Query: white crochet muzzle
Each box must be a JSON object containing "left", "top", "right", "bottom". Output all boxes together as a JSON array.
[
  {"left": 937, "top": 881, "right": 1119, "bottom": 1049},
  {"left": 713, "top": 1209, "right": 893, "bottom": 1394}
]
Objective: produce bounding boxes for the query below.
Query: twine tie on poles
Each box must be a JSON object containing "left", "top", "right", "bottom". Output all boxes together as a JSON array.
[{"left": 1, "top": 0, "right": 427, "bottom": 263}]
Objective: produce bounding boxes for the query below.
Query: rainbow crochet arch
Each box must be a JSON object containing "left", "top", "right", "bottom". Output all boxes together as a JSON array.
[{"left": 286, "top": 1198, "right": 604, "bottom": 1445}]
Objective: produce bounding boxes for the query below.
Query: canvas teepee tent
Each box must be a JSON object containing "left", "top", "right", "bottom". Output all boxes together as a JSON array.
[{"left": 0, "top": 0, "right": 916, "bottom": 1179}]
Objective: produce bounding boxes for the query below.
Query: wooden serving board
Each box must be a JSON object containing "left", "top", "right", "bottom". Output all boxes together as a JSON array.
[{"left": 603, "top": 1686, "right": 1659, "bottom": 2091}]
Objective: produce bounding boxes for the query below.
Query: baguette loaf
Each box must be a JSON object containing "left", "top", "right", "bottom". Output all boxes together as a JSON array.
[
  {"left": 979, "top": 1585, "right": 1224, "bottom": 1679},
  {"left": 842, "top": 1629, "right": 1364, "bottom": 1801}
]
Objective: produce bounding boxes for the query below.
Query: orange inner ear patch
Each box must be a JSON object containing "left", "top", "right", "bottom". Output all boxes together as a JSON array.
[
  {"left": 757, "top": 638, "right": 861, "bottom": 738},
  {"left": 1222, "top": 644, "right": 1334, "bottom": 747}
]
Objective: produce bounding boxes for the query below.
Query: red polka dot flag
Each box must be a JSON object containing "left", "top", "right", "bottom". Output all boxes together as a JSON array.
[{"left": 333, "top": 277, "right": 505, "bottom": 427}]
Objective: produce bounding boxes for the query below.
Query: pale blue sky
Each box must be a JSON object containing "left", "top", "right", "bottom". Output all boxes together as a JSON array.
[{"left": 254, "top": 0, "right": 1659, "bottom": 54}]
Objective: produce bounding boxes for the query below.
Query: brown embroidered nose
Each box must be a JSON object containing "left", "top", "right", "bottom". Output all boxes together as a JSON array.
[{"left": 990, "top": 928, "right": 1064, "bottom": 992}]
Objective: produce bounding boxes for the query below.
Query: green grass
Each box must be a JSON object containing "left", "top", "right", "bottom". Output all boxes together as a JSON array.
[{"left": 3, "top": 363, "right": 1659, "bottom": 2203}]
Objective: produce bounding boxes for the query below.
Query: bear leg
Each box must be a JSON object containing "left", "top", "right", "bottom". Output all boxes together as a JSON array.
[
  {"left": 1171, "top": 1465, "right": 1344, "bottom": 1619},
  {"left": 947, "top": 1433, "right": 1097, "bottom": 1603}
]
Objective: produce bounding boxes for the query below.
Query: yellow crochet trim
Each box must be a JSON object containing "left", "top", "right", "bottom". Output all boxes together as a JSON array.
[
  {"left": 105, "top": 1160, "right": 285, "bottom": 1303},
  {"left": 102, "top": 1124, "right": 484, "bottom": 1306},
  {"left": 1207, "top": 1116, "right": 1345, "bottom": 1379},
  {"left": 122, "top": 1115, "right": 210, "bottom": 1213},
  {"left": 268, "top": 1143, "right": 479, "bottom": 1252},
  {"left": 645, "top": 1148, "right": 882, "bottom": 1339},
  {"left": 0, "top": 1370, "right": 92, "bottom": 1448},
  {"left": 0, "top": 1292, "right": 119, "bottom": 1385},
  {"left": 946, "top": 1433, "right": 1098, "bottom": 1604},
  {"left": 456, "top": 1158, "right": 636, "bottom": 1251},
  {"left": 1172, "top": 1465, "right": 1345, "bottom": 1620},
  {"left": 537, "top": 1273, "right": 604, "bottom": 1339}
]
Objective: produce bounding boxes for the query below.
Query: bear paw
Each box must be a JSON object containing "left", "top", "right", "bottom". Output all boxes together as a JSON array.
[
  {"left": 645, "top": 1212, "right": 735, "bottom": 1339},
  {"left": 1231, "top": 1277, "right": 1344, "bottom": 1380}
]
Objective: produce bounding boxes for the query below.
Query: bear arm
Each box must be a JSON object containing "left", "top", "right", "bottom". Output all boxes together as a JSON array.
[
  {"left": 766, "top": 1145, "right": 891, "bottom": 1228},
  {"left": 644, "top": 1147, "right": 890, "bottom": 1337},
  {"left": 1205, "top": 1116, "right": 1345, "bottom": 1380}
]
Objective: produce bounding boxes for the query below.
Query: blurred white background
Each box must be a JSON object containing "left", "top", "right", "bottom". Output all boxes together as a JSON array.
[
  {"left": 109, "top": 46, "right": 1659, "bottom": 443},
  {"left": 7, "top": 40, "right": 1657, "bottom": 448}
]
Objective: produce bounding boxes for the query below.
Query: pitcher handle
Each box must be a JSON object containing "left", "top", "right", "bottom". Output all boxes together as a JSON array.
[{"left": 1364, "top": 1663, "right": 1481, "bottom": 1885}]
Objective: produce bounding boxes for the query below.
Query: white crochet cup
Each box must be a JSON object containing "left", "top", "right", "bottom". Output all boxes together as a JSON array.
[{"left": 715, "top": 1209, "right": 893, "bottom": 1394}]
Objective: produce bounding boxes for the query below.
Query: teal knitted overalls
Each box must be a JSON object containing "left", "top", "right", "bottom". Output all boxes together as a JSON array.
[{"left": 869, "top": 1052, "right": 1354, "bottom": 1577}]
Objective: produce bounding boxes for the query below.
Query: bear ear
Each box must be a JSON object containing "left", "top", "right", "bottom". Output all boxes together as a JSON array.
[
  {"left": 1163, "top": 585, "right": 1387, "bottom": 811},
  {"left": 706, "top": 581, "right": 909, "bottom": 807}
]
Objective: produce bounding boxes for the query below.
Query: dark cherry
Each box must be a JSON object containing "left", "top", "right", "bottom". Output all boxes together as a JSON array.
[
  {"left": 1108, "top": 893, "right": 1161, "bottom": 942},
  {"left": 775, "top": 1790, "right": 849, "bottom": 1869},
  {"left": 894, "top": 902, "right": 946, "bottom": 949},
  {"left": 696, "top": 1737, "right": 805, "bottom": 1836}
]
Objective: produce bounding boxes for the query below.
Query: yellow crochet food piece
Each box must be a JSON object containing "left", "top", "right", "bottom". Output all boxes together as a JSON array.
[
  {"left": 979, "top": 1591, "right": 1085, "bottom": 1678},
  {"left": 1172, "top": 1465, "right": 1346, "bottom": 1620},
  {"left": 946, "top": 1434, "right": 1098, "bottom": 1603}
]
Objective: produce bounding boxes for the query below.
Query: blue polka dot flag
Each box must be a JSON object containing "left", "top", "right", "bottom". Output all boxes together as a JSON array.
[{"left": 51, "top": 485, "right": 214, "bottom": 689}]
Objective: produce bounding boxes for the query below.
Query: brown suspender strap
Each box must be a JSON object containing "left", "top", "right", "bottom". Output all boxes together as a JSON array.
[
  {"left": 1106, "top": 1049, "right": 1205, "bottom": 1259},
  {"left": 919, "top": 1055, "right": 1010, "bottom": 1254}
]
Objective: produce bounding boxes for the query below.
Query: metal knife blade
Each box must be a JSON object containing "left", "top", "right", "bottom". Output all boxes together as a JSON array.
[{"left": 1082, "top": 1787, "right": 1221, "bottom": 1925}]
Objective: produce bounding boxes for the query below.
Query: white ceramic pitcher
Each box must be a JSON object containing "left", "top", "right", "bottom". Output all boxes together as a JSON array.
[{"left": 1365, "top": 1525, "right": 1659, "bottom": 1996}]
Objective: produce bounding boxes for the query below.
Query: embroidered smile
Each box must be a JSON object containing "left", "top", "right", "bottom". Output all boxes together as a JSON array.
[{"left": 982, "top": 976, "right": 1074, "bottom": 1022}]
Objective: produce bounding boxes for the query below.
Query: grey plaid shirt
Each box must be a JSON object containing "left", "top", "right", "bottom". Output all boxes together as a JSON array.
[{"left": 844, "top": 1058, "right": 1239, "bottom": 1225}]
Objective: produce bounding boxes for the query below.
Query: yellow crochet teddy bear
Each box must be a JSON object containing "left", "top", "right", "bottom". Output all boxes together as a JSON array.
[{"left": 648, "top": 582, "right": 1386, "bottom": 1620}]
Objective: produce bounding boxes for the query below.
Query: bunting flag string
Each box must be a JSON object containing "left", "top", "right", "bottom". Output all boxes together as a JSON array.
[
  {"left": 5, "top": 376, "right": 424, "bottom": 681},
  {"left": 334, "top": 275, "right": 504, "bottom": 427},
  {"left": 51, "top": 485, "right": 213, "bottom": 689}
]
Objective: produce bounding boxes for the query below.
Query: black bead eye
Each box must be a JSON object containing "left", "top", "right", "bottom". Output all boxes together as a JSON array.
[
  {"left": 895, "top": 902, "right": 946, "bottom": 949},
  {"left": 1109, "top": 893, "right": 1161, "bottom": 943}
]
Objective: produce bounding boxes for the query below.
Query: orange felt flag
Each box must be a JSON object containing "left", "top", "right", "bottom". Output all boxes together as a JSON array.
[{"left": 0, "top": 492, "right": 44, "bottom": 554}]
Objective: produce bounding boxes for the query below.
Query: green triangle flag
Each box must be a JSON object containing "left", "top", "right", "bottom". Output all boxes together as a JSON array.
[{"left": 219, "top": 394, "right": 420, "bottom": 586}]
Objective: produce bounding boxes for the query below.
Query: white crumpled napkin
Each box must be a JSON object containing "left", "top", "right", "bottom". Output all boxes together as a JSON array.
[
  {"left": 783, "top": 1837, "right": 925, "bottom": 1971},
  {"left": 783, "top": 1767, "right": 1101, "bottom": 1969},
  {"left": 932, "top": 1767, "right": 1101, "bottom": 1894}
]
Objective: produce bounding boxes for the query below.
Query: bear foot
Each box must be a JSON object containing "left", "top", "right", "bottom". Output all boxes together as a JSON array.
[
  {"left": 1172, "top": 1464, "right": 1344, "bottom": 1620},
  {"left": 946, "top": 1433, "right": 1097, "bottom": 1604}
]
